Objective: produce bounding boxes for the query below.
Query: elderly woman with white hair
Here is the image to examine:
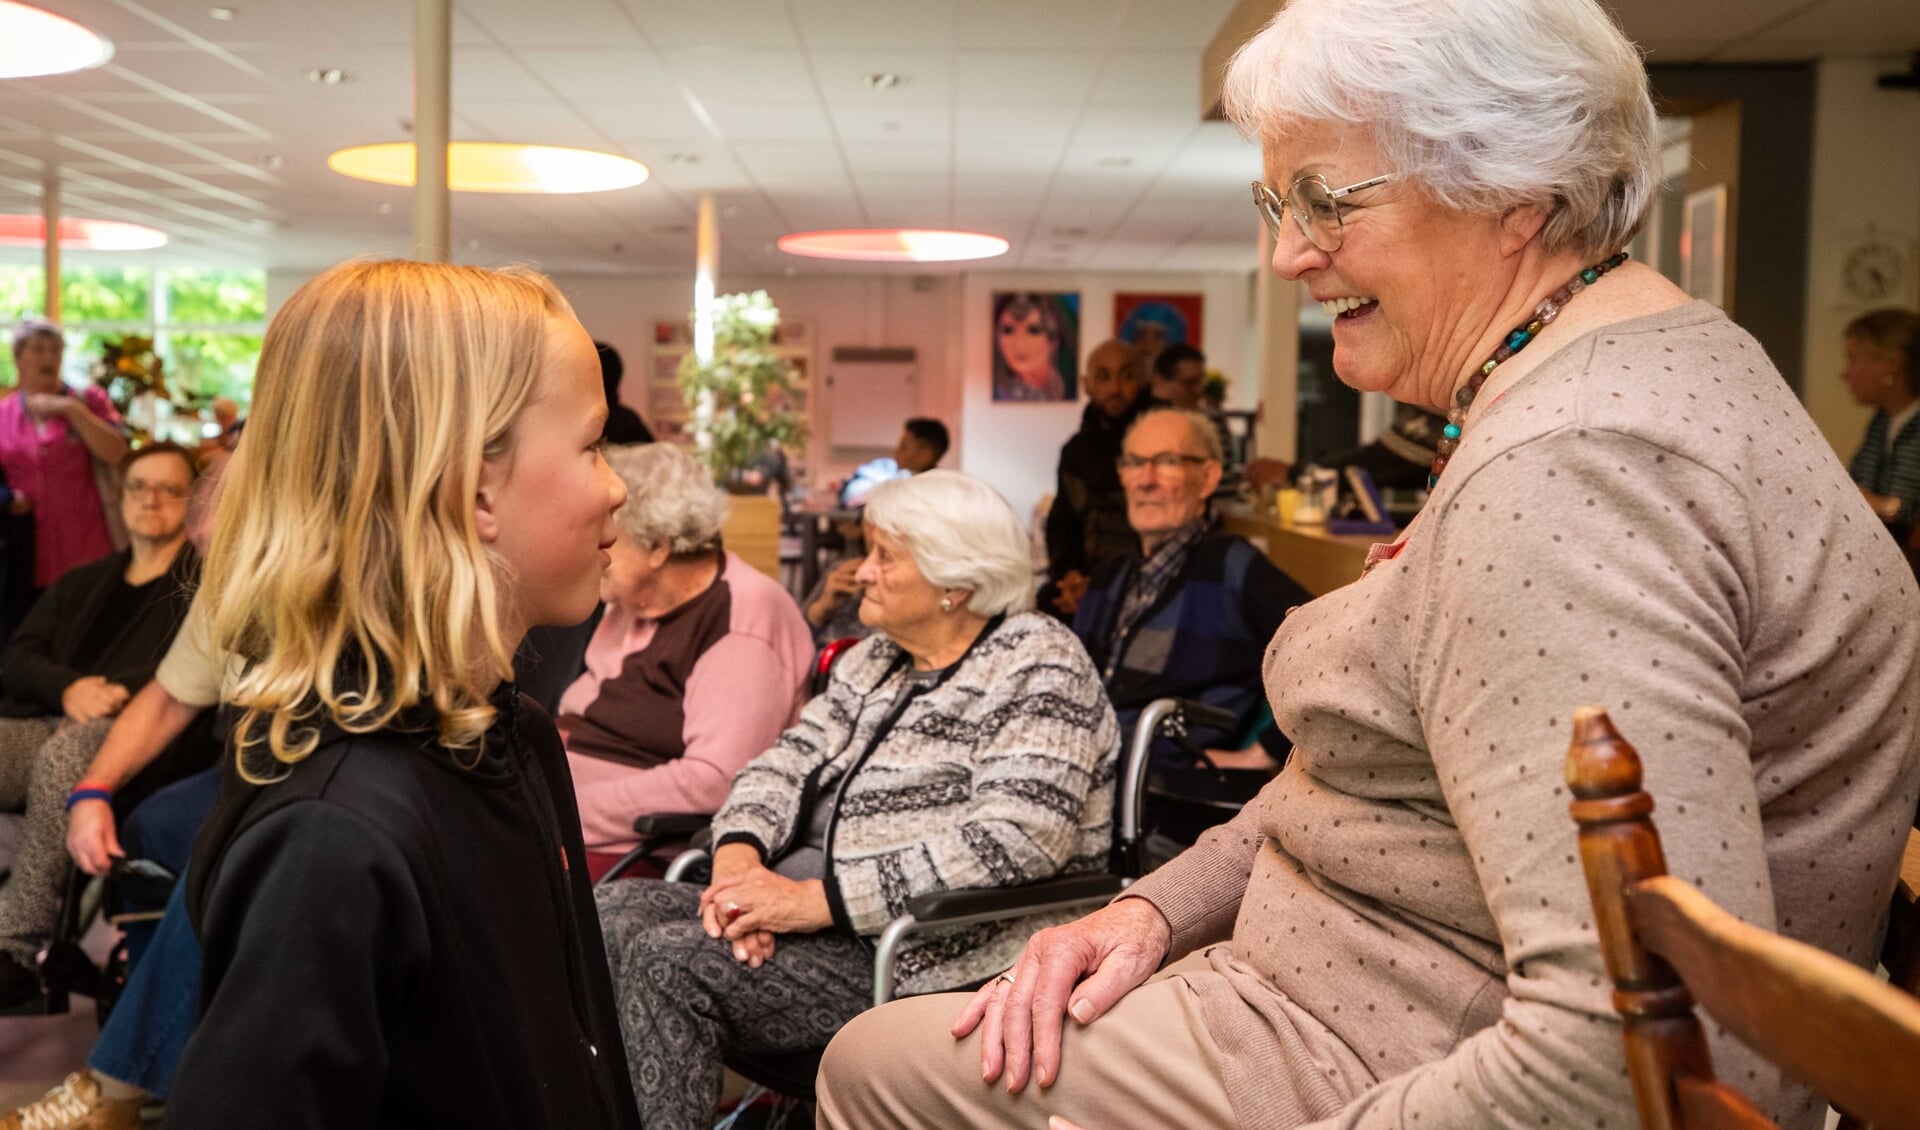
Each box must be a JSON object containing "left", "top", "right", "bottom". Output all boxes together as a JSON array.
[
  {"left": 819, "top": 1, "right": 1920, "bottom": 1128},
  {"left": 594, "top": 469, "right": 1120, "bottom": 1129},
  {"left": 556, "top": 442, "right": 813, "bottom": 873}
]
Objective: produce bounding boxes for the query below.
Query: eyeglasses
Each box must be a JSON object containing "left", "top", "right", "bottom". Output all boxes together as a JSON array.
[
  {"left": 1251, "top": 172, "right": 1396, "bottom": 252},
  {"left": 1118, "top": 452, "right": 1211, "bottom": 475},
  {"left": 125, "top": 480, "right": 190, "bottom": 502}
]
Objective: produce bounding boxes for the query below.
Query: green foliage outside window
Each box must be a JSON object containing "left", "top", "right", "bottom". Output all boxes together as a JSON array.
[{"left": 0, "top": 263, "right": 265, "bottom": 404}]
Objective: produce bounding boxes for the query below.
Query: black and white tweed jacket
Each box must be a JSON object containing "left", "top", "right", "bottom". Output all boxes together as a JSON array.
[{"left": 712, "top": 611, "right": 1119, "bottom": 995}]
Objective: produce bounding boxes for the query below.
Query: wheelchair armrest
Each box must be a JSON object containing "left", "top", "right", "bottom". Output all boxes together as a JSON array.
[
  {"left": 1175, "top": 699, "right": 1240, "bottom": 735},
  {"left": 872, "top": 873, "right": 1127, "bottom": 1008},
  {"left": 906, "top": 873, "right": 1125, "bottom": 925},
  {"left": 630, "top": 812, "right": 710, "bottom": 838}
]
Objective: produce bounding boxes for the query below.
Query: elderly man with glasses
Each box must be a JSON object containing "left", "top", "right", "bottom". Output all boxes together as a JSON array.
[{"left": 1072, "top": 408, "right": 1308, "bottom": 772}]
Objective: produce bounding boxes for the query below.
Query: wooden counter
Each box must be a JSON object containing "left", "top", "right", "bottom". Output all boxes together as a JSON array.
[{"left": 1221, "top": 506, "right": 1384, "bottom": 597}]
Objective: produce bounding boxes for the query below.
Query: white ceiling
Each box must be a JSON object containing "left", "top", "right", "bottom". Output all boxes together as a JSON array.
[{"left": 0, "top": 0, "right": 1914, "bottom": 278}]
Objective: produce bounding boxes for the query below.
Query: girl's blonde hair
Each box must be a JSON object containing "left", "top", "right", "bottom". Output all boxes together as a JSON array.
[{"left": 202, "top": 259, "right": 572, "bottom": 779}]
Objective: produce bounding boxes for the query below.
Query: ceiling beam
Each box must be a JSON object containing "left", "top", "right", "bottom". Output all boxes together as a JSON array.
[{"left": 1202, "top": 0, "right": 1281, "bottom": 121}]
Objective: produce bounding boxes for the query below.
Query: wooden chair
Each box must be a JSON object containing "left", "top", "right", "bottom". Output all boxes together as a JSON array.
[{"left": 1565, "top": 706, "right": 1920, "bottom": 1130}]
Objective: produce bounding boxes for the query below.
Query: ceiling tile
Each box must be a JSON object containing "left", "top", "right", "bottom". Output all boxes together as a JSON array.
[
  {"left": 624, "top": 0, "right": 799, "bottom": 48},
  {"left": 954, "top": 0, "right": 1126, "bottom": 49},
  {"left": 577, "top": 99, "right": 712, "bottom": 142},
  {"left": 702, "top": 101, "right": 836, "bottom": 143},
  {"left": 1089, "top": 51, "right": 1201, "bottom": 109},
  {"left": 954, "top": 52, "right": 1101, "bottom": 105},
  {"left": 516, "top": 49, "right": 682, "bottom": 104},
  {"left": 827, "top": 104, "right": 951, "bottom": 144},
  {"left": 807, "top": 50, "right": 956, "bottom": 105},
  {"left": 842, "top": 143, "right": 949, "bottom": 175},
  {"left": 455, "top": 103, "right": 612, "bottom": 148},
  {"left": 954, "top": 104, "right": 1080, "bottom": 151},
  {"left": 662, "top": 48, "right": 818, "bottom": 104},
  {"left": 1112, "top": 0, "right": 1242, "bottom": 49},
  {"left": 792, "top": 0, "right": 957, "bottom": 49},
  {"left": 461, "top": 0, "right": 645, "bottom": 48}
]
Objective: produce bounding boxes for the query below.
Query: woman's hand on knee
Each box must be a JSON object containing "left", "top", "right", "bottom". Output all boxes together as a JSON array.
[{"left": 952, "top": 898, "right": 1172, "bottom": 1094}]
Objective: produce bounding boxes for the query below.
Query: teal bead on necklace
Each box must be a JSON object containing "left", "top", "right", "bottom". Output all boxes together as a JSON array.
[{"left": 1427, "top": 251, "right": 1629, "bottom": 490}]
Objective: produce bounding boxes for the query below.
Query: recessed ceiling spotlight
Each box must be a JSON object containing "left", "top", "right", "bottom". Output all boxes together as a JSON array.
[
  {"left": 665, "top": 152, "right": 699, "bottom": 166},
  {"left": 208, "top": 6, "right": 235, "bottom": 20},
  {"left": 256, "top": 154, "right": 284, "bottom": 170},
  {"left": 863, "top": 72, "right": 905, "bottom": 91},
  {"left": 376, "top": 201, "right": 393, "bottom": 215},
  {"left": 305, "top": 67, "right": 350, "bottom": 85},
  {"left": 1097, "top": 156, "right": 1133, "bottom": 169},
  {"left": 881, "top": 121, "right": 900, "bottom": 132},
  {"left": 466, "top": 238, "right": 481, "bottom": 251},
  {"left": 0, "top": 2, "right": 114, "bottom": 77}
]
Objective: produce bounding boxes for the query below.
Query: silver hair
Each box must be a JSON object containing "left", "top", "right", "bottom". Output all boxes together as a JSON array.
[
  {"left": 605, "top": 443, "right": 729, "bottom": 557},
  {"left": 11, "top": 317, "right": 61, "bottom": 359},
  {"left": 1126, "top": 407, "right": 1223, "bottom": 465},
  {"left": 1223, "top": 0, "right": 1660, "bottom": 258},
  {"left": 862, "top": 470, "right": 1035, "bottom": 618}
]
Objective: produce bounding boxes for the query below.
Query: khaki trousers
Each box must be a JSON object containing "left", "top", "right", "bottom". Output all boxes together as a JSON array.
[{"left": 816, "top": 952, "right": 1239, "bottom": 1129}]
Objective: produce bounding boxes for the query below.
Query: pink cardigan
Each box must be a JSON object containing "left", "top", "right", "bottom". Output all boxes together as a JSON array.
[{"left": 558, "top": 552, "right": 814, "bottom": 852}]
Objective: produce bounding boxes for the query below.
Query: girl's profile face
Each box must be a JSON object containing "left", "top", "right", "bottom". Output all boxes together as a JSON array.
[{"left": 478, "top": 314, "right": 628, "bottom": 637}]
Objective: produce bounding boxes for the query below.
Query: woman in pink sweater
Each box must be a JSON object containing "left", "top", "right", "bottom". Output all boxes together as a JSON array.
[{"left": 558, "top": 443, "right": 813, "bottom": 871}]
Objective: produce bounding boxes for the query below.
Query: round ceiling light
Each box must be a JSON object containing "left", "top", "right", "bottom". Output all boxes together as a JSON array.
[
  {"left": 0, "top": 1, "right": 113, "bottom": 78},
  {"left": 0, "top": 1, "right": 112, "bottom": 77},
  {"left": 776, "top": 228, "right": 1009, "bottom": 263},
  {"left": 328, "top": 142, "right": 649, "bottom": 194},
  {"left": 0, "top": 215, "right": 166, "bottom": 250}
]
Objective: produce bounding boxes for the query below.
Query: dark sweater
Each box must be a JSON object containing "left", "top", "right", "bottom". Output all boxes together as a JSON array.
[
  {"left": 1073, "top": 528, "right": 1307, "bottom": 766},
  {"left": 0, "top": 541, "right": 199, "bottom": 717},
  {"left": 1044, "top": 394, "right": 1154, "bottom": 583},
  {"left": 174, "top": 690, "right": 642, "bottom": 1130}
]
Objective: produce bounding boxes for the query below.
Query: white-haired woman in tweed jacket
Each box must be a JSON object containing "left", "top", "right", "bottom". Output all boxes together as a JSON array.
[{"left": 594, "top": 470, "right": 1120, "bottom": 1130}]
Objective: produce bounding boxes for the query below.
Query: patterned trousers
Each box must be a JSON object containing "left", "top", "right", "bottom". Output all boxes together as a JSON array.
[
  {"left": 593, "top": 878, "right": 873, "bottom": 1130},
  {"left": 0, "top": 715, "right": 114, "bottom": 960}
]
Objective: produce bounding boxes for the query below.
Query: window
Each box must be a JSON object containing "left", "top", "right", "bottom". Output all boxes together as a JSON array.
[{"left": 0, "top": 264, "right": 267, "bottom": 410}]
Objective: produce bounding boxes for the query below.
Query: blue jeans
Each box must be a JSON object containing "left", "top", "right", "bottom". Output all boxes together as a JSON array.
[
  {"left": 116, "top": 768, "right": 217, "bottom": 967},
  {"left": 87, "top": 769, "right": 218, "bottom": 1098}
]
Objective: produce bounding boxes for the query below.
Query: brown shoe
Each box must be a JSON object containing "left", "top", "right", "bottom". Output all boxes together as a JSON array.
[{"left": 1, "top": 1072, "right": 143, "bottom": 1130}]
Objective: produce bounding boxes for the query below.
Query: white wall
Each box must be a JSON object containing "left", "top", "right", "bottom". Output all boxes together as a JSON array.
[
  {"left": 267, "top": 264, "right": 1254, "bottom": 521},
  {"left": 1800, "top": 54, "right": 1920, "bottom": 460},
  {"left": 957, "top": 271, "right": 1251, "bottom": 520}
]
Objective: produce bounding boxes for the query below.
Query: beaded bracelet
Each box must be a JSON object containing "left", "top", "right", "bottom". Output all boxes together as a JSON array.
[{"left": 65, "top": 783, "right": 113, "bottom": 811}]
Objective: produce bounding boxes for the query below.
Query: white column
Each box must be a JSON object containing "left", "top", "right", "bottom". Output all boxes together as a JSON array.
[
  {"left": 42, "top": 168, "right": 60, "bottom": 321},
  {"left": 412, "top": 0, "right": 451, "bottom": 262},
  {"left": 690, "top": 193, "right": 719, "bottom": 456},
  {"left": 1251, "top": 224, "right": 1299, "bottom": 464}
]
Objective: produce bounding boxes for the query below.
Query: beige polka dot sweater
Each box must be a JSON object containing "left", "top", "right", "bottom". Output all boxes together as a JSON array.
[{"left": 1123, "top": 303, "right": 1920, "bottom": 1130}]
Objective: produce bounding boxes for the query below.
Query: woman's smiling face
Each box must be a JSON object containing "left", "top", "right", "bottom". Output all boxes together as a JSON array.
[{"left": 1263, "top": 119, "right": 1519, "bottom": 411}]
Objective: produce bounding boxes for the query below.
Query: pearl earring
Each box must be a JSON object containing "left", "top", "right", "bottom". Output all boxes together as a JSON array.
[{"left": 939, "top": 596, "right": 953, "bottom": 613}]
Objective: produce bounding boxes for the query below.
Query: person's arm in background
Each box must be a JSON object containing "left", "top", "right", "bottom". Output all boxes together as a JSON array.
[
  {"left": 69, "top": 594, "right": 223, "bottom": 873},
  {"left": 65, "top": 681, "right": 207, "bottom": 873},
  {"left": 55, "top": 386, "right": 129, "bottom": 466},
  {"left": 571, "top": 633, "right": 803, "bottom": 845},
  {"left": 1, "top": 570, "right": 85, "bottom": 713}
]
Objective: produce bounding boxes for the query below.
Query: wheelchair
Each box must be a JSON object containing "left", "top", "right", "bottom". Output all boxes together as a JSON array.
[{"left": 595, "top": 695, "right": 1272, "bottom": 1126}]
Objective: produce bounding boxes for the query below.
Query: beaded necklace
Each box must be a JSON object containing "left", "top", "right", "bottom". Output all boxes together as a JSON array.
[{"left": 1428, "top": 250, "right": 1629, "bottom": 489}]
